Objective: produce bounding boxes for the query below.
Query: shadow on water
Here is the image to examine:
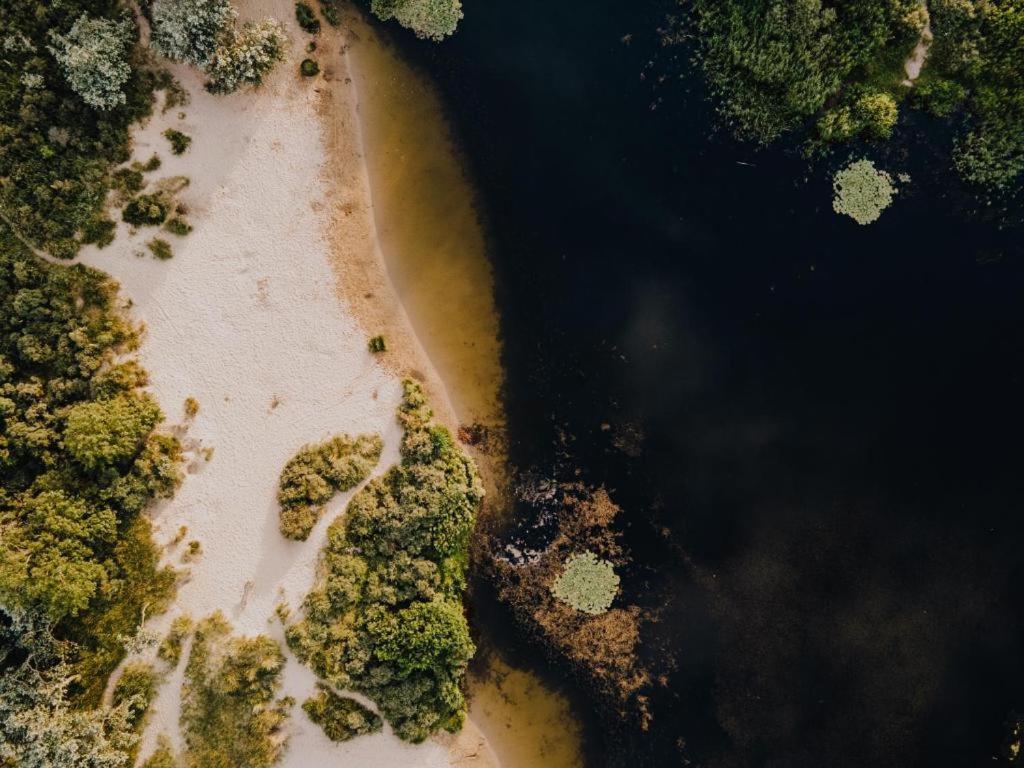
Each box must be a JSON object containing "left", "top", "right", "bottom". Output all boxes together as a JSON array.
[{"left": 381, "top": 0, "right": 1024, "bottom": 766}]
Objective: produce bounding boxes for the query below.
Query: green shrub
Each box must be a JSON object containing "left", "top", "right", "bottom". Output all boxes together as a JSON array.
[
  {"left": 147, "top": 237, "right": 174, "bottom": 260},
  {"left": 164, "top": 217, "right": 193, "bottom": 236},
  {"left": 81, "top": 216, "right": 117, "bottom": 248},
  {"left": 832, "top": 158, "right": 897, "bottom": 225},
  {"left": 113, "top": 167, "right": 146, "bottom": 196},
  {"left": 123, "top": 193, "right": 171, "bottom": 226},
  {"left": 163, "top": 128, "right": 192, "bottom": 155},
  {"left": 141, "top": 737, "right": 179, "bottom": 768},
  {"left": 551, "top": 551, "right": 620, "bottom": 615},
  {"left": 302, "top": 685, "right": 382, "bottom": 741},
  {"left": 139, "top": 154, "right": 164, "bottom": 172},
  {"left": 205, "top": 20, "right": 286, "bottom": 94},
  {"left": 370, "top": 0, "right": 463, "bottom": 41},
  {"left": 112, "top": 661, "right": 158, "bottom": 737},
  {"left": 287, "top": 380, "right": 481, "bottom": 742},
  {"left": 318, "top": 0, "right": 341, "bottom": 26},
  {"left": 277, "top": 433, "right": 383, "bottom": 540},
  {"left": 181, "top": 613, "right": 292, "bottom": 768},
  {"left": 368, "top": 335, "right": 387, "bottom": 353},
  {"left": 159, "top": 615, "right": 194, "bottom": 666},
  {"left": 301, "top": 58, "right": 320, "bottom": 77},
  {"left": 296, "top": 2, "right": 321, "bottom": 34}
]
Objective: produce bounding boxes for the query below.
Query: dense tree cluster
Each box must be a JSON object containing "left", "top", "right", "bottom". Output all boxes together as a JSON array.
[
  {"left": 277, "top": 432, "right": 383, "bottom": 540},
  {"left": 688, "top": 0, "right": 921, "bottom": 144},
  {"left": 685, "top": 0, "right": 1024, "bottom": 194},
  {"left": 0, "top": 0, "right": 156, "bottom": 258},
  {"left": 0, "top": 227, "right": 182, "bottom": 707},
  {"left": 287, "top": 380, "right": 482, "bottom": 742},
  {"left": 149, "top": 0, "right": 285, "bottom": 94}
]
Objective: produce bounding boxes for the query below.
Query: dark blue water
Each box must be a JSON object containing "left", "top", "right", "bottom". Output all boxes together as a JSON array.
[{"left": 389, "top": 2, "right": 1024, "bottom": 766}]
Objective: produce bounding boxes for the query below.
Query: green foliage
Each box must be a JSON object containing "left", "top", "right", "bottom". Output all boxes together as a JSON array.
[
  {"left": 164, "top": 217, "right": 193, "bottom": 236},
  {"left": 48, "top": 13, "right": 135, "bottom": 111},
  {"left": 150, "top": 0, "right": 237, "bottom": 67},
  {"left": 0, "top": 0, "right": 158, "bottom": 257},
  {"left": 205, "top": 20, "right": 286, "bottom": 95},
  {"left": 368, "top": 334, "right": 387, "bottom": 353},
  {"left": 551, "top": 551, "right": 620, "bottom": 615},
  {"left": 0, "top": 229, "right": 182, "bottom": 697},
  {"left": 123, "top": 193, "right": 171, "bottom": 226},
  {"left": 317, "top": 0, "right": 342, "bottom": 26},
  {"left": 296, "top": 2, "right": 322, "bottom": 34},
  {"left": 301, "top": 58, "right": 320, "bottom": 77},
  {"left": 370, "top": 0, "right": 464, "bottom": 41},
  {"left": 147, "top": 237, "right": 174, "bottom": 260},
  {"left": 81, "top": 215, "right": 117, "bottom": 248},
  {"left": 928, "top": 0, "right": 1024, "bottom": 191},
  {"left": 159, "top": 615, "right": 194, "bottom": 666},
  {"left": 287, "top": 380, "right": 481, "bottom": 742},
  {"left": 113, "top": 660, "right": 159, "bottom": 757},
  {"left": 689, "top": 0, "right": 920, "bottom": 144},
  {"left": 140, "top": 737, "right": 179, "bottom": 768},
  {"left": 181, "top": 613, "right": 291, "bottom": 768},
  {"left": 277, "top": 433, "right": 383, "bottom": 540},
  {"left": 163, "top": 128, "right": 192, "bottom": 155},
  {"left": 302, "top": 685, "right": 383, "bottom": 741},
  {"left": 832, "top": 158, "right": 897, "bottom": 225},
  {"left": 0, "top": 617, "right": 140, "bottom": 768},
  {"left": 64, "top": 393, "right": 163, "bottom": 472}
]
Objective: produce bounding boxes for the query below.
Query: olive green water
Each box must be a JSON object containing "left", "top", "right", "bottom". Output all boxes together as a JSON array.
[{"left": 343, "top": 9, "right": 585, "bottom": 768}]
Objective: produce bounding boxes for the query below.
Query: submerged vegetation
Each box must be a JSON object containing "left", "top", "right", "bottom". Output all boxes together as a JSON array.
[
  {"left": 551, "top": 551, "right": 620, "bottom": 615},
  {"left": 287, "top": 380, "right": 482, "bottom": 743},
  {"left": 832, "top": 158, "right": 897, "bottom": 224},
  {"left": 277, "top": 432, "right": 383, "bottom": 540}
]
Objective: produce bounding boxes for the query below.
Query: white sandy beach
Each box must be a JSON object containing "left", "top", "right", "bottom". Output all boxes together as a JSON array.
[{"left": 76, "top": 2, "right": 497, "bottom": 765}]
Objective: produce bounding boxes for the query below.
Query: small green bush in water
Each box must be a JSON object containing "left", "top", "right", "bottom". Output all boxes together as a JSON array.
[
  {"left": 277, "top": 433, "right": 383, "bottom": 540},
  {"left": 303, "top": 685, "right": 382, "bottom": 741},
  {"left": 551, "top": 551, "right": 619, "bottom": 615},
  {"left": 832, "top": 159, "right": 896, "bottom": 225}
]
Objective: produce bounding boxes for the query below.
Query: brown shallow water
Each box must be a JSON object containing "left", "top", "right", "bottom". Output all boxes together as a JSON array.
[{"left": 342, "top": 9, "right": 585, "bottom": 768}]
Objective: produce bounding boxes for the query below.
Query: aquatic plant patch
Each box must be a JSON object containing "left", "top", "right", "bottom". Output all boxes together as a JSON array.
[{"left": 552, "top": 551, "right": 620, "bottom": 615}]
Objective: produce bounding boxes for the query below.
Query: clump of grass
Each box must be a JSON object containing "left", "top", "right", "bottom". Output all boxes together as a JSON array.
[
  {"left": 123, "top": 193, "right": 170, "bottom": 226},
  {"left": 184, "top": 396, "right": 200, "bottom": 418},
  {"left": 303, "top": 685, "right": 382, "bottom": 741},
  {"left": 277, "top": 433, "right": 383, "bottom": 540},
  {"left": 300, "top": 58, "right": 320, "bottom": 77},
  {"left": 158, "top": 614, "right": 194, "bottom": 666},
  {"left": 135, "top": 154, "right": 162, "bottom": 173},
  {"left": 140, "top": 736, "right": 178, "bottom": 768},
  {"left": 163, "top": 128, "right": 192, "bottom": 155},
  {"left": 551, "top": 551, "right": 619, "bottom": 615},
  {"left": 368, "top": 334, "right": 386, "bottom": 353},
  {"left": 172, "top": 525, "right": 189, "bottom": 545},
  {"left": 181, "top": 612, "right": 292, "bottom": 768},
  {"left": 113, "top": 660, "right": 159, "bottom": 760},
  {"left": 296, "top": 2, "right": 321, "bottom": 34},
  {"left": 318, "top": 0, "right": 340, "bottom": 26},
  {"left": 164, "top": 216, "right": 192, "bottom": 236},
  {"left": 112, "top": 166, "right": 145, "bottom": 196},
  {"left": 182, "top": 540, "right": 203, "bottom": 562},
  {"left": 147, "top": 237, "right": 174, "bottom": 260}
]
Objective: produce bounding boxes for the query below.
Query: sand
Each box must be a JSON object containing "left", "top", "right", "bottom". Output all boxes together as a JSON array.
[{"left": 74, "top": 1, "right": 497, "bottom": 765}]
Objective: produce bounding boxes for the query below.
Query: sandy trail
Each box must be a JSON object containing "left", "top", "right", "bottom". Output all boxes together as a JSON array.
[{"left": 75, "top": 1, "right": 496, "bottom": 765}]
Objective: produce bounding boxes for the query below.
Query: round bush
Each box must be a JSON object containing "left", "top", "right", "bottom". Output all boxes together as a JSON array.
[{"left": 301, "top": 58, "right": 320, "bottom": 77}]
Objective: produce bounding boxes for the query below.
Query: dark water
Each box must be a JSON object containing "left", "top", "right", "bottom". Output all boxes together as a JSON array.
[{"left": 392, "top": 2, "right": 1024, "bottom": 766}]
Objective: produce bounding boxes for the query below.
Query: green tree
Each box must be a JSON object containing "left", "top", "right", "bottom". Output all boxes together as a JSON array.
[
  {"left": 48, "top": 13, "right": 135, "bottom": 110},
  {"left": 64, "top": 394, "right": 162, "bottom": 472},
  {"left": 370, "top": 0, "right": 464, "bottom": 42},
  {"left": 150, "top": 0, "right": 236, "bottom": 67}
]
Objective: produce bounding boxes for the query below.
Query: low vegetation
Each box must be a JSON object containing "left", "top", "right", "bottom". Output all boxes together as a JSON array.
[
  {"left": 832, "top": 158, "right": 897, "bottom": 225},
  {"left": 301, "top": 58, "right": 320, "bottom": 77},
  {"left": 296, "top": 2, "right": 322, "bottom": 34},
  {"left": 368, "top": 334, "right": 387, "bottom": 353},
  {"left": 164, "top": 128, "right": 192, "bottom": 155},
  {"left": 159, "top": 614, "right": 194, "bottom": 666},
  {"left": 147, "top": 237, "right": 174, "bottom": 260},
  {"left": 287, "top": 380, "right": 482, "bottom": 742},
  {"left": 302, "top": 684, "right": 383, "bottom": 741},
  {"left": 277, "top": 432, "right": 383, "bottom": 540},
  {"left": 181, "top": 613, "right": 292, "bottom": 768}
]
